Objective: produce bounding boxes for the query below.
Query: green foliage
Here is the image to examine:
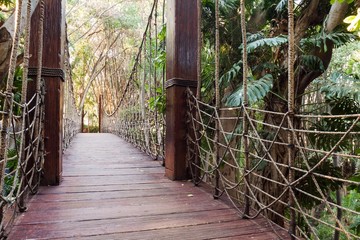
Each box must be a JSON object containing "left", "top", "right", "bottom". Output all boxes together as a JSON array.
[
  {"left": 344, "top": 9, "right": 360, "bottom": 36},
  {"left": 320, "top": 72, "right": 360, "bottom": 104},
  {"left": 4, "top": 148, "right": 18, "bottom": 196},
  {"left": 220, "top": 60, "right": 242, "bottom": 87},
  {"left": 0, "top": 0, "right": 13, "bottom": 7},
  {"left": 348, "top": 173, "right": 360, "bottom": 192},
  {"left": 309, "top": 111, "right": 358, "bottom": 150},
  {"left": 153, "top": 25, "right": 166, "bottom": 69},
  {"left": 298, "top": 55, "right": 325, "bottom": 72},
  {"left": 308, "top": 94, "right": 359, "bottom": 151},
  {"left": 149, "top": 87, "right": 165, "bottom": 114},
  {"left": 330, "top": 41, "right": 360, "bottom": 78},
  {"left": 200, "top": 40, "right": 216, "bottom": 101},
  {"left": 295, "top": 157, "right": 343, "bottom": 209},
  {"left": 300, "top": 32, "right": 356, "bottom": 52},
  {"left": 330, "top": 0, "right": 354, "bottom": 4},
  {"left": 350, "top": 216, "right": 360, "bottom": 235},
  {"left": 275, "top": 0, "right": 287, "bottom": 14},
  {"left": 224, "top": 74, "right": 273, "bottom": 106},
  {"left": 343, "top": 190, "right": 360, "bottom": 235},
  {"left": 244, "top": 35, "right": 288, "bottom": 53}
]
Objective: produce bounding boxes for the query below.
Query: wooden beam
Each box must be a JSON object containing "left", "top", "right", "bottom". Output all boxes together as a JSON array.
[
  {"left": 165, "top": 0, "right": 199, "bottom": 180},
  {"left": 29, "top": 0, "right": 65, "bottom": 186}
]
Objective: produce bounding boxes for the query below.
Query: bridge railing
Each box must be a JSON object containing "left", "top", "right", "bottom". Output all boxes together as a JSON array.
[
  {"left": 0, "top": 0, "right": 47, "bottom": 237},
  {"left": 184, "top": 1, "right": 360, "bottom": 239},
  {"left": 102, "top": 0, "right": 166, "bottom": 161},
  {"left": 186, "top": 89, "right": 360, "bottom": 240},
  {"left": 63, "top": 37, "right": 82, "bottom": 150}
]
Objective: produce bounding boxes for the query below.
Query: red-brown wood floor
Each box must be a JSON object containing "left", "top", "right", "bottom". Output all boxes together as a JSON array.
[{"left": 9, "top": 133, "right": 289, "bottom": 240}]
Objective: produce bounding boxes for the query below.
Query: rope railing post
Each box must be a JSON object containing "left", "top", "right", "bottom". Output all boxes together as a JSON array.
[
  {"left": 18, "top": 0, "right": 36, "bottom": 212},
  {"left": 288, "top": 0, "right": 296, "bottom": 238},
  {"left": 240, "top": 0, "right": 250, "bottom": 218},
  {"left": 214, "top": 0, "right": 221, "bottom": 198}
]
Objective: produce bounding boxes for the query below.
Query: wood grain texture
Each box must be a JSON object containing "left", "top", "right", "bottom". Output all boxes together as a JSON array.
[
  {"left": 8, "top": 134, "right": 289, "bottom": 239},
  {"left": 165, "top": 0, "right": 199, "bottom": 180},
  {"left": 28, "top": 0, "right": 65, "bottom": 186}
]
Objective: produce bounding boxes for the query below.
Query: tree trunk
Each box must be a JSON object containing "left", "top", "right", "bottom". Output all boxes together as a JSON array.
[{"left": 259, "top": 92, "right": 291, "bottom": 226}]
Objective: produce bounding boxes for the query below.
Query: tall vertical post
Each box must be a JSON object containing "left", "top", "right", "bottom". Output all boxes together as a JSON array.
[
  {"left": 288, "top": 0, "right": 296, "bottom": 238},
  {"left": 165, "top": 0, "right": 199, "bottom": 180},
  {"left": 81, "top": 109, "right": 85, "bottom": 133},
  {"left": 98, "top": 95, "right": 102, "bottom": 133},
  {"left": 29, "top": 0, "right": 65, "bottom": 186}
]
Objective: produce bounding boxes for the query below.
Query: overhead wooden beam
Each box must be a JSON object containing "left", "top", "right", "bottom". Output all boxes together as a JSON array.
[{"left": 165, "top": 0, "right": 199, "bottom": 180}]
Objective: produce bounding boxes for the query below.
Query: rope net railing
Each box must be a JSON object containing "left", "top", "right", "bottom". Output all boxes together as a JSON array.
[
  {"left": 63, "top": 37, "right": 81, "bottom": 150},
  {"left": 186, "top": 0, "right": 360, "bottom": 240},
  {"left": 0, "top": 0, "right": 47, "bottom": 237},
  {"left": 102, "top": 0, "right": 166, "bottom": 161}
]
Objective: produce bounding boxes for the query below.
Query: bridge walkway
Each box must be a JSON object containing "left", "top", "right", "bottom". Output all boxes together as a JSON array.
[{"left": 9, "top": 133, "right": 287, "bottom": 239}]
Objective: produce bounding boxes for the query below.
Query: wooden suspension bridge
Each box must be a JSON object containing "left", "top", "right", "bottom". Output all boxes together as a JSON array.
[{"left": 0, "top": 0, "right": 359, "bottom": 239}]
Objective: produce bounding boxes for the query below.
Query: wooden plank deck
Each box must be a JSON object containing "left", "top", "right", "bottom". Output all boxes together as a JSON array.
[{"left": 9, "top": 133, "right": 289, "bottom": 240}]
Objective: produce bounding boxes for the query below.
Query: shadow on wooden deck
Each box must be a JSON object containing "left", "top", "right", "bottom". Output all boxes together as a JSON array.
[{"left": 8, "top": 133, "right": 289, "bottom": 240}]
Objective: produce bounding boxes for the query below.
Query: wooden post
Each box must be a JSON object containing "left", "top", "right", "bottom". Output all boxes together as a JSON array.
[
  {"left": 165, "top": 0, "right": 199, "bottom": 180},
  {"left": 29, "top": 0, "right": 65, "bottom": 186},
  {"left": 81, "top": 108, "right": 85, "bottom": 133},
  {"left": 98, "top": 95, "right": 102, "bottom": 133}
]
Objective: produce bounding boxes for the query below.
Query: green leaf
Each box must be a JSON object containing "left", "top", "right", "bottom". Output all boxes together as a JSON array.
[
  {"left": 275, "top": 0, "right": 287, "bottom": 14},
  {"left": 224, "top": 74, "right": 273, "bottom": 107},
  {"left": 245, "top": 36, "right": 288, "bottom": 53},
  {"left": 220, "top": 60, "right": 242, "bottom": 87},
  {"left": 301, "top": 32, "right": 356, "bottom": 51},
  {"left": 299, "top": 55, "right": 325, "bottom": 72},
  {"left": 320, "top": 72, "right": 360, "bottom": 104}
]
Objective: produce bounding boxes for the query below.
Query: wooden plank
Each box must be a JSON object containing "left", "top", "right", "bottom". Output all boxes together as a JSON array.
[
  {"left": 8, "top": 134, "right": 289, "bottom": 239},
  {"left": 52, "top": 220, "right": 280, "bottom": 240},
  {"left": 10, "top": 210, "right": 243, "bottom": 239}
]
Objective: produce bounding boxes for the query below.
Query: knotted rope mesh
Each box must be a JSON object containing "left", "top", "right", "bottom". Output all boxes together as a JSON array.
[
  {"left": 186, "top": 1, "right": 360, "bottom": 239},
  {"left": 0, "top": 0, "right": 80, "bottom": 237},
  {"left": 63, "top": 37, "right": 81, "bottom": 150},
  {"left": 0, "top": 0, "right": 47, "bottom": 237}
]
